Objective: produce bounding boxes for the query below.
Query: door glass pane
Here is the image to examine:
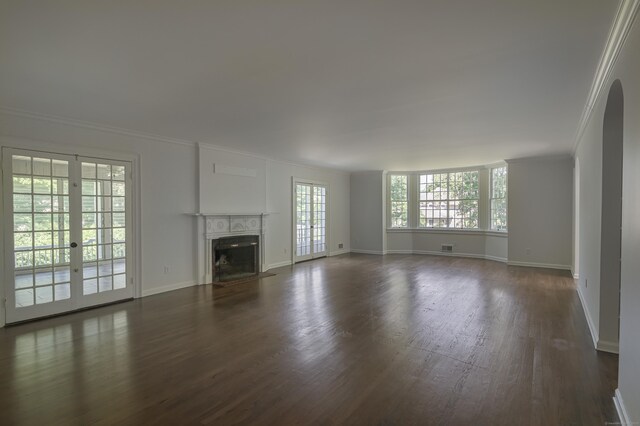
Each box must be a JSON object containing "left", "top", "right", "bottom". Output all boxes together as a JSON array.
[
  {"left": 11, "top": 154, "right": 70, "bottom": 307},
  {"left": 81, "top": 161, "right": 127, "bottom": 295},
  {"left": 296, "top": 184, "right": 311, "bottom": 257},
  {"left": 313, "top": 186, "right": 327, "bottom": 254}
]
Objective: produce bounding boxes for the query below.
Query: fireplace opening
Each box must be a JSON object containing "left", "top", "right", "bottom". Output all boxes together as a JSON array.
[{"left": 212, "top": 235, "right": 259, "bottom": 282}]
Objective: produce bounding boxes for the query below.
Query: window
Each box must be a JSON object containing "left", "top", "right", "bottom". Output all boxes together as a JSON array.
[
  {"left": 490, "top": 166, "right": 507, "bottom": 231},
  {"left": 389, "top": 174, "right": 408, "bottom": 227},
  {"left": 419, "top": 171, "right": 479, "bottom": 228}
]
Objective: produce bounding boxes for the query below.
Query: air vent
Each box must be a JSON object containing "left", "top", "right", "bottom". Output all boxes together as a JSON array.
[{"left": 441, "top": 244, "right": 453, "bottom": 253}]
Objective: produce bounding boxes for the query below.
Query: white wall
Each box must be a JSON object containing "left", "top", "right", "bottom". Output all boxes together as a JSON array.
[
  {"left": 0, "top": 110, "right": 199, "bottom": 323},
  {"left": 265, "top": 158, "right": 351, "bottom": 267},
  {"left": 199, "top": 145, "right": 267, "bottom": 213},
  {"left": 507, "top": 156, "right": 573, "bottom": 269},
  {"left": 350, "top": 171, "right": 385, "bottom": 254},
  {"left": 198, "top": 144, "right": 351, "bottom": 268},
  {"left": 0, "top": 112, "right": 352, "bottom": 327},
  {"left": 576, "top": 9, "right": 640, "bottom": 422},
  {"left": 386, "top": 230, "right": 507, "bottom": 262}
]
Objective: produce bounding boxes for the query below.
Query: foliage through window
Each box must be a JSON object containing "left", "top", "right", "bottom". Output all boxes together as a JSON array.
[
  {"left": 419, "top": 171, "right": 479, "bottom": 229},
  {"left": 389, "top": 174, "right": 408, "bottom": 227},
  {"left": 490, "top": 166, "right": 507, "bottom": 231}
]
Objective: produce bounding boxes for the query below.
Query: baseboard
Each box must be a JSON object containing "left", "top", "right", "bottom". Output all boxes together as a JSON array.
[
  {"left": 385, "top": 249, "right": 507, "bottom": 263},
  {"left": 329, "top": 249, "right": 351, "bottom": 257},
  {"left": 141, "top": 280, "right": 197, "bottom": 297},
  {"left": 573, "top": 273, "right": 579, "bottom": 280},
  {"left": 265, "top": 260, "right": 293, "bottom": 270},
  {"left": 350, "top": 249, "right": 385, "bottom": 255},
  {"left": 596, "top": 339, "right": 620, "bottom": 354},
  {"left": 484, "top": 254, "right": 508, "bottom": 263},
  {"left": 614, "top": 388, "right": 632, "bottom": 426},
  {"left": 506, "top": 260, "right": 572, "bottom": 271},
  {"left": 576, "top": 284, "right": 599, "bottom": 350}
]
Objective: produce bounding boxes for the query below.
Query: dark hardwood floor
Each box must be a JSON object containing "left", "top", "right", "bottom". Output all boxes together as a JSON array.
[{"left": 0, "top": 254, "right": 619, "bottom": 425}]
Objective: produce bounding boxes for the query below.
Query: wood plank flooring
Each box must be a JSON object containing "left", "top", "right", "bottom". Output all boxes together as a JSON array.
[{"left": 0, "top": 254, "right": 619, "bottom": 425}]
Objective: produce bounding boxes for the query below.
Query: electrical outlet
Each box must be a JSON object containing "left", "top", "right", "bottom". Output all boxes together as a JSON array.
[
  {"left": 525, "top": 248, "right": 531, "bottom": 255},
  {"left": 163, "top": 266, "right": 169, "bottom": 274},
  {"left": 284, "top": 248, "right": 287, "bottom": 254}
]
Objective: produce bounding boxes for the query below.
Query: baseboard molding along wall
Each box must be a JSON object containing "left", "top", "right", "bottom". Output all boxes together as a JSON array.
[
  {"left": 614, "top": 388, "right": 632, "bottom": 426},
  {"left": 506, "top": 260, "right": 572, "bottom": 270},
  {"left": 596, "top": 339, "right": 620, "bottom": 354},
  {"left": 385, "top": 249, "right": 507, "bottom": 263},
  {"left": 576, "top": 284, "right": 599, "bottom": 350},
  {"left": 141, "top": 281, "right": 197, "bottom": 297}
]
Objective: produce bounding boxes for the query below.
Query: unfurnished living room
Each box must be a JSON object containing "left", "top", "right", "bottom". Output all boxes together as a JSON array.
[{"left": 1, "top": 1, "right": 640, "bottom": 425}]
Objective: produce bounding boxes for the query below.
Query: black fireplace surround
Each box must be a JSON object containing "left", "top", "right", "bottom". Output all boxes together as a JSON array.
[{"left": 212, "top": 235, "right": 259, "bottom": 282}]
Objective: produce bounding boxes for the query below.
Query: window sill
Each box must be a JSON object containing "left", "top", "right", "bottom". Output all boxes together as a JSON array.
[{"left": 386, "top": 228, "right": 508, "bottom": 238}]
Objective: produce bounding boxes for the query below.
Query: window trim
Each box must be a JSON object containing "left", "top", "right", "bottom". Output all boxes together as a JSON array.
[
  {"left": 387, "top": 173, "right": 410, "bottom": 228},
  {"left": 418, "top": 170, "right": 480, "bottom": 230},
  {"left": 386, "top": 163, "right": 507, "bottom": 233}
]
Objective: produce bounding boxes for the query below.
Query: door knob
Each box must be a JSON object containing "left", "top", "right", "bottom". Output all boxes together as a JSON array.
[{"left": 70, "top": 242, "right": 78, "bottom": 248}]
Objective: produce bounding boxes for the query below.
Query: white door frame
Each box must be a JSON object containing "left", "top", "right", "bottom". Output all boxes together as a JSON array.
[
  {"left": 292, "top": 177, "right": 330, "bottom": 263},
  {"left": 1, "top": 137, "right": 141, "bottom": 324}
]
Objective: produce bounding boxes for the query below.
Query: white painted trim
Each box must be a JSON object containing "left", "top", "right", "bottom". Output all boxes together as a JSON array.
[
  {"left": 141, "top": 281, "right": 197, "bottom": 297},
  {"left": 351, "top": 249, "right": 385, "bottom": 255},
  {"left": 292, "top": 178, "right": 330, "bottom": 263},
  {"left": 506, "top": 260, "right": 572, "bottom": 270},
  {"left": 573, "top": 0, "right": 640, "bottom": 153},
  {"left": 576, "top": 284, "right": 599, "bottom": 350},
  {"left": 573, "top": 273, "right": 579, "bottom": 280},
  {"left": 596, "top": 339, "right": 620, "bottom": 354},
  {"left": 614, "top": 388, "right": 633, "bottom": 426},
  {"left": 329, "top": 249, "right": 350, "bottom": 257},
  {"left": 266, "top": 260, "right": 293, "bottom": 270},
  {"left": 0, "top": 142, "right": 142, "bottom": 321},
  {"left": 484, "top": 254, "right": 508, "bottom": 263},
  {"left": 505, "top": 154, "right": 573, "bottom": 164},
  {"left": 0, "top": 106, "right": 197, "bottom": 147},
  {"left": 0, "top": 109, "right": 353, "bottom": 175}
]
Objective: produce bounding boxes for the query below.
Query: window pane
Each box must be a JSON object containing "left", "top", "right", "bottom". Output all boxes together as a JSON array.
[
  {"left": 389, "top": 175, "right": 408, "bottom": 227},
  {"left": 491, "top": 166, "right": 508, "bottom": 231}
]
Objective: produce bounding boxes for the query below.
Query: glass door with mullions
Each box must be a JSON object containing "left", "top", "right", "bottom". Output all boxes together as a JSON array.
[
  {"left": 294, "top": 182, "right": 327, "bottom": 262},
  {"left": 3, "top": 148, "right": 133, "bottom": 324}
]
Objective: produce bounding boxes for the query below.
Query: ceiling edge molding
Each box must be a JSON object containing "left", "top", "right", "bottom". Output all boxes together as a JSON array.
[
  {"left": 505, "top": 153, "right": 573, "bottom": 164},
  {"left": 0, "top": 106, "right": 352, "bottom": 174},
  {"left": 0, "top": 106, "right": 197, "bottom": 148},
  {"left": 572, "top": 0, "right": 640, "bottom": 153}
]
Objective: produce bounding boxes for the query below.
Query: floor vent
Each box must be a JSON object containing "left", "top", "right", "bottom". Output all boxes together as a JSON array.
[{"left": 441, "top": 244, "right": 453, "bottom": 253}]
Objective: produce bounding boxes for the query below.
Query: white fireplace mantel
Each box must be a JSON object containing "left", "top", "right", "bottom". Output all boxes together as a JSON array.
[{"left": 194, "top": 213, "right": 269, "bottom": 284}]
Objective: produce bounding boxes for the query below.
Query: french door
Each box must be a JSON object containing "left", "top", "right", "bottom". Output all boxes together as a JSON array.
[
  {"left": 294, "top": 181, "right": 327, "bottom": 262},
  {"left": 3, "top": 148, "right": 134, "bottom": 323}
]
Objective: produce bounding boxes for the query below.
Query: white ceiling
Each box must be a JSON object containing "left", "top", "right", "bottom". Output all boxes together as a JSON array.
[{"left": 0, "top": 1, "right": 619, "bottom": 171}]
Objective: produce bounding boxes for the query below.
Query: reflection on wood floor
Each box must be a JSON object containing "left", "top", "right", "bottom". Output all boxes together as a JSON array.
[
  {"left": 0, "top": 254, "right": 619, "bottom": 425},
  {"left": 14, "top": 259, "right": 127, "bottom": 306}
]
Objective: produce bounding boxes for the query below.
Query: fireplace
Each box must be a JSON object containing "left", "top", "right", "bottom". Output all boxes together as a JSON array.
[
  {"left": 213, "top": 235, "right": 259, "bottom": 282},
  {"left": 195, "top": 213, "right": 267, "bottom": 285}
]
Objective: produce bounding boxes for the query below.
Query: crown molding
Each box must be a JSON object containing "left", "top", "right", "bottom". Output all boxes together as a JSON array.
[
  {"left": 0, "top": 105, "right": 198, "bottom": 148},
  {"left": 573, "top": 0, "right": 640, "bottom": 153},
  {"left": 0, "top": 106, "right": 352, "bottom": 175},
  {"left": 505, "top": 153, "right": 573, "bottom": 164}
]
